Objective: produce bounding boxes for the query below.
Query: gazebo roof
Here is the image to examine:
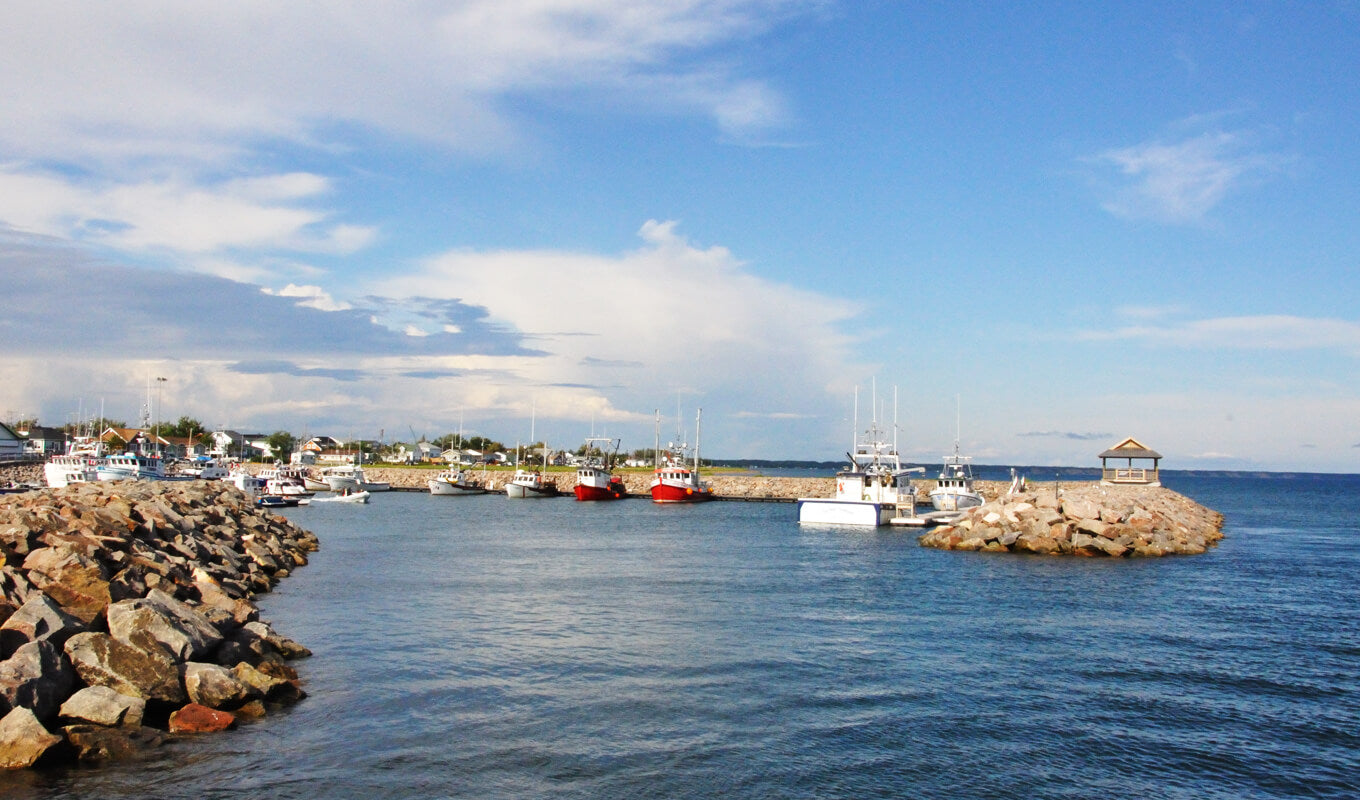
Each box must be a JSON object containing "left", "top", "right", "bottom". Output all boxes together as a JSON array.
[{"left": 1098, "top": 437, "right": 1162, "bottom": 460}]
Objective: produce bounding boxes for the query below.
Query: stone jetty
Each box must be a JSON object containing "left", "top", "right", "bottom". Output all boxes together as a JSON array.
[
  {"left": 916, "top": 483, "right": 1224, "bottom": 556},
  {"left": 0, "top": 480, "right": 317, "bottom": 768}
]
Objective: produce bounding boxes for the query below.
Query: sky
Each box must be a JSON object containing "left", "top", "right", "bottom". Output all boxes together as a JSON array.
[{"left": 2, "top": 1, "right": 1358, "bottom": 472}]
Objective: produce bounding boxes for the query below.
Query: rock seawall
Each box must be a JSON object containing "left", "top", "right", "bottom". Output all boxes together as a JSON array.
[
  {"left": 917, "top": 484, "right": 1224, "bottom": 556},
  {"left": 0, "top": 481, "right": 317, "bottom": 768}
]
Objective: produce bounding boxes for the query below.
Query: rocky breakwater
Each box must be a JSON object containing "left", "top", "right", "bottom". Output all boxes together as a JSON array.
[
  {"left": 0, "top": 480, "right": 318, "bottom": 768},
  {"left": 917, "top": 483, "right": 1224, "bottom": 557}
]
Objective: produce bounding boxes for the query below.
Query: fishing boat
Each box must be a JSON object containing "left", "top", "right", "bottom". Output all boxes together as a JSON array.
[
  {"left": 428, "top": 466, "right": 487, "bottom": 495},
  {"left": 504, "top": 466, "right": 560, "bottom": 498},
  {"left": 321, "top": 463, "right": 390, "bottom": 493},
  {"left": 650, "top": 409, "right": 712, "bottom": 504},
  {"left": 574, "top": 437, "right": 626, "bottom": 501},
  {"left": 260, "top": 463, "right": 315, "bottom": 499},
  {"left": 96, "top": 452, "right": 169, "bottom": 482},
  {"left": 505, "top": 411, "right": 560, "bottom": 498},
  {"left": 44, "top": 454, "right": 100, "bottom": 488},
  {"left": 928, "top": 399, "right": 984, "bottom": 512},
  {"left": 928, "top": 447, "right": 983, "bottom": 512},
  {"left": 798, "top": 388, "right": 921, "bottom": 526}
]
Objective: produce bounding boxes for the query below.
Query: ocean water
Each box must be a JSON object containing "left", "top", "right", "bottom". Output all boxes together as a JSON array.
[{"left": 7, "top": 474, "right": 1358, "bottom": 799}]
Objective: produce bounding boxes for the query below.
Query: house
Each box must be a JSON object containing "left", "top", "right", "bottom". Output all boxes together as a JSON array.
[
  {"left": 1098, "top": 437, "right": 1162, "bottom": 487},
  {"left": 100, "top": 427, "right": 172, "bottom": 456},
  {"left": 0, "top": 422, "right": 23, "bottom": 461},
  {"left": 17, "top": 424, "right": 66, "bottom": 456}
]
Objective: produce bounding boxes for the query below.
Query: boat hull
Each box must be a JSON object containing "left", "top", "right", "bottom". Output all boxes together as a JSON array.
[
  {"left": 928, "top": 489, "right": 984, "bottom": 512},
  {"left": 505, "top": 482, "right": 559, "bottom": 498},
  {"left": 650, "top": 481, "right": 713, "bottom": 503},
  {"left": 574, "top": 479, "right": 626, "bottom": 501},
  {"left": 797, "top": 498, "right": 895, "bottom": 527},
  {"left": 429, "top": 478, "right": 487, "bottom": 496}
]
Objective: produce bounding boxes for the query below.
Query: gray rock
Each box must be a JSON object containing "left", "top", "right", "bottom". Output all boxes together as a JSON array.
[
  {"left": 0, "top": 640, "right": 75, "bottom": 722},
  {"left": 183, "top": 662, "right": 255, "bottom": 709},
  {"left": 63, "top": 632, "right": 186, "bottom": 705},
  {"left": 58, "top": 686, "right": 145, "bottom": 728},
  {"left": 0, "top": 594, "right": 87, "bottom": 660},
  {"left": 0, "top": 707, "right": 63, "bottom": 769},
  {"left": 106, "top": 589, "right": 223, "bottom": 662}
]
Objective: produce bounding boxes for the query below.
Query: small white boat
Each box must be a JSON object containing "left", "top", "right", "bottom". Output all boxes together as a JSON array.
[
  {"left": 798, "top": 388, "right": 921, "bottom": 527},
  {"left": 428, "top": 466, "right": 487, "bottom": 495},
  {"left": 313, "top": 489, "right": 370, "bottom": 504}
]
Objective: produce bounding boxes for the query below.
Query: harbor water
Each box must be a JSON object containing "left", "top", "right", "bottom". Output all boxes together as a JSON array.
[{"left": 6, "top": 473, "right": 1358, "bottom": 799}]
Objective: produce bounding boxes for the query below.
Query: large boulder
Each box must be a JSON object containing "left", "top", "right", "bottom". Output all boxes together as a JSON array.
[
  {"left": 0, "top": 640, "right": 75, "bottom": 722},
  {"left": 60, "top": 724, "right": 164, "bottom": 762},
  {"left": 106, "top": 590, "right": 223, "bottom": 662},
  {"left": 58, "top": 686, "right": 146, "bottom": 728},
  {"left": 63, "top": 632, "right": 186, "bottom": 705},
  {"left": 0, "top": 593, "right": 87, "bottom": 659},
  {"left": 168, "top": 703, "right": 235, "bottom": 733},
  {"left": 0, "top": 707, "right": 63, "bottom": 769},
  {"left": 21, "top": 545, "right": 111, "bottom": 624}
]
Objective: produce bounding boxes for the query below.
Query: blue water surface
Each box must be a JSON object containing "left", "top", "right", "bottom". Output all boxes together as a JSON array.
[{"left": 7, "top": 474, "right": 1359, "bottom": 799}]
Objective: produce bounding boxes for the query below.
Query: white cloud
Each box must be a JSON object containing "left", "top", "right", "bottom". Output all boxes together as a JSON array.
[
  {"left": 1082, "top": 314, "right": 1360, "bottom": 356},
  {"left": 0, "top": 166, "right": 375, "bottom": 256},
  {"left": 0, "top": 1, "right": 815, "bottom": 167},
  {"left": 1092, "top": 128, "right": 1289, "bottom": 224},
  {"left": 264, "top": 284, "right": 353, "bottom": 312},
  {"left": 371, "top": 220, "right": 860, "bottom": 424}
]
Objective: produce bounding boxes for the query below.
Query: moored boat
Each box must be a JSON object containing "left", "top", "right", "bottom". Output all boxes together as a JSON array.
[
  {"left": 505, "top": 467, "right": 560, "bottom": 498},
  {"left": 650, "top": 409, "right": 712, "bottom": 504},
  {"left": 321, "top": 463, "right": 390, "bottom": 493},
  {"left": 798, "top": 388, "right": 921, "bottom": 526},
  {"left": 928, "top": 447, "right": 983, "bottom": 512},
  {"left": 96, "top": 452, "right": 170, "bottom": 482},
  {"left": 574, "top": 437, "right": 626, "bottom": 501},
  {"left": 428, "top": 466, "right": 488, "bottom": 495}
]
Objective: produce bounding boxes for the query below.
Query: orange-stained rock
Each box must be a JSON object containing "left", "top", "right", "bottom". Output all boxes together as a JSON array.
[{"left": 168, "top": 702, "right": 235, "bottom": 733}]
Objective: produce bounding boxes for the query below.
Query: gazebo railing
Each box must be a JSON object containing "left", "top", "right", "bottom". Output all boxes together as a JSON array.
[{"left": 1102, "top": 467, "right": 1157, "bottom": 483}]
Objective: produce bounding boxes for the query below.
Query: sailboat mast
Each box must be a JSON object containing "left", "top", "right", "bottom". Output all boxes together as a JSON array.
[{"left": 653, "top": 410, "right": 660, "bottom": 470}]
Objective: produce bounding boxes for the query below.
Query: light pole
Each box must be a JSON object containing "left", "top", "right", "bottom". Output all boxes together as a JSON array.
[{"left": 155, "top": 377, "right": 167, "bottom": 456}]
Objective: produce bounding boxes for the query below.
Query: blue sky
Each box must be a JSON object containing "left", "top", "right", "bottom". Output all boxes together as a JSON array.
[{"left": 2, "top": 1, "right": 1358, "bottom": 472}]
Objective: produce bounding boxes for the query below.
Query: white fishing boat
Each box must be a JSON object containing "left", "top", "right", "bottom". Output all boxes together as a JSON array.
[
  {"left": 260, "top": 463, "right": 315, "bottom": 499},
  {"left": 798, "top": 388, "right": 921, "bottom": 527},
  {"left": 504, "top": 467, "right": 560, "bottom": 498},
  {"left": 179, "top": 457, "right": 230, "bottom": 480},
  {"left": 928, "top": 400, "right": 984, "bottom": 512},
  {"left": 44, "top": 455, "right": 100, "bottom": 488},
  {"left": 928, "top": 448, "right": 983, "bottom": 512},
  {"left": 428, "top": 466, "right": 487, "bottom": 495},
  {"left": 96, "top": 452, "right": 170, "bottom": 482},
  {"left": 321, "top": 463, "right": 390, "bottom": 493}
]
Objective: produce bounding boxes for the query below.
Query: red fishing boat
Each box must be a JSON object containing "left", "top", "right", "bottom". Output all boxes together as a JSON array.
[{"left": 649, "top": 408, "right": 713, "bottom": 504}]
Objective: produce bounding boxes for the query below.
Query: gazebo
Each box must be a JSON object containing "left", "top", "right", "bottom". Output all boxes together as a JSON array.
[{"left": 1098, "top": 437, "right": 1162, "bottom": 487}]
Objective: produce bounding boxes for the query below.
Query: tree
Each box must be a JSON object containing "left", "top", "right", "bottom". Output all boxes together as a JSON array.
[
  {"left": 265, "top": 431, "right": 296, "bottom": 462},
  {"left": 158, "top": 416, "right": 207, "bottom": 439}
]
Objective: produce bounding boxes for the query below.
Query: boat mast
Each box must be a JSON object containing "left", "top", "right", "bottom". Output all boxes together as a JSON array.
[
  {"left": 694, "top": 408, "right": 701, "bottom": 474},
  {"left": 653, "top": 409, "right": 660, "bottom": 470}
]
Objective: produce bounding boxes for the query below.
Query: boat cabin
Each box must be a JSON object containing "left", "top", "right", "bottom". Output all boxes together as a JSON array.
[{"left": 1098, "top": 437, "right": 1162, "bottom": 487}]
